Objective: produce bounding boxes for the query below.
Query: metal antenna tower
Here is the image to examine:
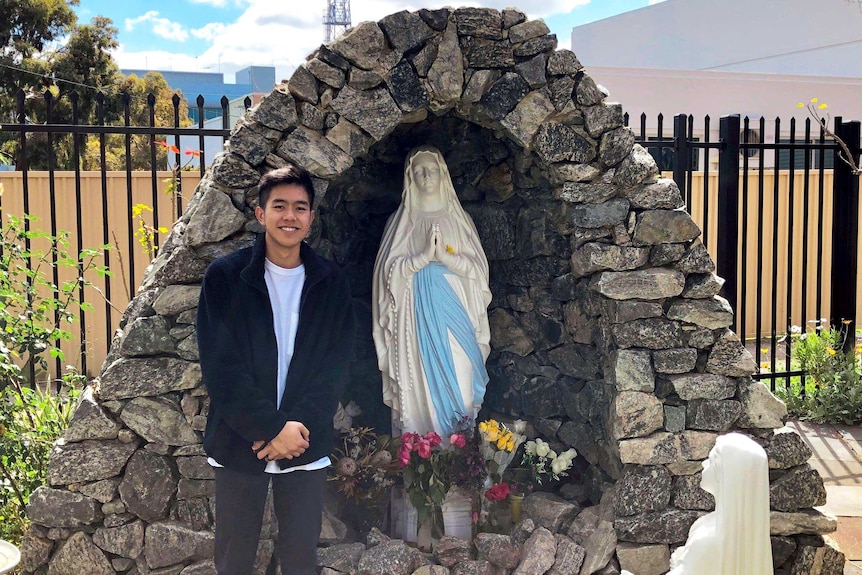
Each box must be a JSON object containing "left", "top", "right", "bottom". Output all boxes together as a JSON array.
[{"left": 323, "top": 0, "right": 351, "bottom": 42}]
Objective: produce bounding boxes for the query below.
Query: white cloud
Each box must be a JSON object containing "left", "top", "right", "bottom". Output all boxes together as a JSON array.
[
  {"left": 186, "top": 0, "right": 246, "bottom": 6},
  {"left": 125, "top": 11, "right": 189, "bottom": 42},
  {"left": 191, "top": 23, "right": 227, "bottom": 41},
  {"left": 115, "top": 1, "right": 587, "bottom": 84},
  {"left": 648, "top": 0, "right": 667, "bottom": 4}
]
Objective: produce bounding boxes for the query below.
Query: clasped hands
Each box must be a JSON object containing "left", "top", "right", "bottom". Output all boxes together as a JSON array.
[
  {"left": 252, "top": 420, "right": 309, "bottom": 463},
  {"left": 417, "top": 223, "right": 456, "bottom": 268}
]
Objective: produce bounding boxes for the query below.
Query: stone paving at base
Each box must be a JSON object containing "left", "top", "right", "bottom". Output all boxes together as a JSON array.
[{"left": 787, "top": 421, "right": 862, "bottom": 575}]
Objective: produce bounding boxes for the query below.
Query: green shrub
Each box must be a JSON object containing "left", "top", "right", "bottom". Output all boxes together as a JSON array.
[{"left": 777, "top": 324, "right": 862, "bottom": 425}]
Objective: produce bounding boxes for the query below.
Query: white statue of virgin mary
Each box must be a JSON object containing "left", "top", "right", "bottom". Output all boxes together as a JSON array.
[
  {"left": 668, "top": 432, "right": 774, "bottom": 575},
  {"left": 372, "top": 146, "right": 492, "bottom": 437}
]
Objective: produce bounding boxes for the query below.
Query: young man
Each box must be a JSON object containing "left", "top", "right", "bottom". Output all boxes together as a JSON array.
[{"left": 197, "top": 164, "right": 355, "bottom": 575}]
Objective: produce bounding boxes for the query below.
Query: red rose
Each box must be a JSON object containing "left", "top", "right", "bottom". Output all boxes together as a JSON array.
[
  {"left": 417, "top": 438, "right": 432, "bottom": 459},
  {"left": 450, "top": 433, "right": 467, "bottom": 448},
  {"left": 426, "top": 432, "right": 442, "bottom": 447},
  {"left": 485, "top": 482, "right": 510, "bottom": 502}
]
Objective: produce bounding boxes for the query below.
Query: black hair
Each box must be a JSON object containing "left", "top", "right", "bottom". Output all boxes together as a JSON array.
[{"left": 257, "top": 165, "right": 315, "bottom": 209}]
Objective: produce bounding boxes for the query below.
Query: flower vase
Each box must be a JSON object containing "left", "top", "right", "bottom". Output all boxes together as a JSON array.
[
  {"left": 442, "top": 488, "right": 473, "bottom": 541},
  {"left": 416, "top": 521, "right": 434, "bottom": 551},
  {"left": 508, "top": 493, "right": 524, "bottom": 523}
]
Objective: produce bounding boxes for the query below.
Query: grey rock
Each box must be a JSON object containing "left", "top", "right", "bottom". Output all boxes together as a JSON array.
[
  {"left": 180, "top": 561, "right": 218, "bottom": 575},
  {"left": 686, "top": 399, "right": 742, "bottom": 431},
  {"left": 249, "top": 84, "right": 298, "bottom": 131},
  {"left": 615, "top": 465, "right": 672, "bottom": 516},
  {"left": 502, "top": 8, "right": 527, "bottom": 28},
  {"left": 177, "top": 478, "right": 215, "bottom": 500},
  {"left": 467, "top": 41, "right": 515, "bottom": 69},
  {"left": 489, "top": 308, "right": 534, "bottom": 356},
  {"left": 609, "top": 349, "right": 655, "bottom": 392},
  {"left": 599, "top": 127, "right": 636, "bottom": 168},
  {"left": 547, "top": 50, "right": 582, "bottom": 75},
  {"left": 791, "top": 539, "right": 845, "bottom": 575},
  {"left": 707, "top": 330, "right": 758, "bottom": 377},
  {"left": 522, "top": 492, "right": 580, "bottom": 532},
  {"left": 144, "top": 521, "right": 215, "bottom": 569},
  {"left": 615, "top": 542, "right": 670, "bottom": 575},
  {"left": 121, "top": 397, "right": 200, "bottom": 446},
  {"left": 455, "top": 7, "right": 503, "bottom": 39},
  {"left": 465, "top": 204, "right": 516, "bottom": 260},
  {"left": 307, "top": 58, "right": 345, "bottom": 89},
  {"left": 329, "top": 22, "right": 388, "bottom": 70},
  {"left": 765, "top": 432, "right": 813, "bottom": 469},
  {"left": 348, "top": 68, "right": 384, "bottom": 90},
  {"left": 633, "top": 210, "right": 701, "bottom": 245},
  {"left": 379, "top": 11, "right": 435, "bottom": 52},
  {"left": 210, "top": 152, "right": 260, "bottom": 189},
  {"left": 27, "top": 486, "right": 102, "bottom": 527},
  {"left": 571, "top": 199, "right": 630, "bottom": 229},
  {"left": 669, "top": 373, "right": 737, "bottom": 400},
  {"left": 297, "top": 101, "right": 326, "bottom": 130},
  {"left": 509, "top": 19, "right": 550, "bottom": 43},
  {"left": 548, "top": 343, "right": 602, "bottom": 380},
  {"left": 591, "top": 269, "right": 685, "bottom": 301},
  {"left": 667, "top": 297, "right": 734, "bottom": 329},
  {"left": 515, "top": 53, "right": 548, "bottom": 89},
  {"left": 276, "top": 125, "right": 355, "bottom": 177},
  {"left": 119, "top": 288, "right": 158, "bottom": 329},
  {"left": 614, "top": 509, "right": 705, "bottom": 544},
  {"left": 474, "top": 533, "right": 518, "bottom": 569},
  {"left": 19, "top": 528, "right": 54, "bottom": 573},
  {"left": 152, "top": 285, "right": 201, "bottom": 316},
  {"left": 514, "top": 35, "right": 557, "bottom": 58},
  {"left": 604, "top": 301, "right": 663, "bottom": 324},
  {"left": 609, "top": 392, "right": 664, "bottom": 440},
  {"left": 48, "top": 531, "right": 113, "bottom": 575},
  {"left": 145, "top": 246, "right": 210, "bottom": 288},
  {"left": 356, "top": 540, "right": 424, "bottom": 575},
  {"left": 48, "top": 439, "right": 138, "bottom": 486},
  {"left": 613, "top": 145, "right": 659, "bottom": 189},
  {"left": 649, "top": 243, "right": 687, "bottom": 266},
  {"left": 771, "top": 536, "right": 797, "bottom": 568},
  {"left": 770, "top": 510, "right": 837, "bottom": 535},
  {"left": 330, "top": 86, "right": 403, "bottom": 142},
  {"left": 119, "top": 450, "right": 178, "bottom": 523},
  {"left": 571, "top": 244, "right": 649, "bottom": 278},
  {"left": 738, "top": 378, "right": 788, "bottom": 429},
  {"left": 619, "top": 431, "right": 718, "bottom": 465},
  {"left": 177, "top": 456, "right": 215, "bottom": 480},
  {"left": 770, "top": 464, "right": 827, "bottom": 511},
  {"left": 514, "top": 527, "right": 556, "bottom": 575},
  {"left": 426, "top": 23, "right": 464, "bottom": 113},
  {"left": 177, "top": 333, "right": 199, "bottom": 361},
  {"left": 434, "top": 536, "right": 472, "bottom": 568},
  {"left": 386, "top": 60, "right": 429, "bottom": 113},
  {"left": 674, "top": 240, "right": 715, "bottom": 274},
  {"left": 574, "top": 73, "right": 604, "bottom": 106},
  {"left": 119, "top": 315, "right": 176, "bottom": 358},
  {"left": 557, "top": 181, "right": 617, "bottom": 204},
  {"left": 478, "top": 72, "right": 529, "bottom": 120},
  {"left": 622, "top": 179, "right": 684, "bottom": 209},
  {"left": 175, "top": 498, "right": 212, "bottom": 530},
  {"left": 612, "top": 318, "right": 685, "bottom": 350},
  {"left": 535, "top": 123, "right": 596, "bottom": 164},
  {"left": 79, "top": 478, "right": 121, "bottom": 504},
  {"left": 578, "top": 520, "right": 616, "bottom": 575},
  {"left": 93, "top": 520, "right": 145, "bottom": 559},
  {"left": 327, "top": 118, "right": 373, "bottom": 158},
  {"left": 549, "top": 534, "right": 586, "bottom": 575},
  {"left": 671, "top": 473, "right": 715, "bottom": 510},
  {"left": 652, "top": 348, "right": 698, "bottom": 374},
  {"left": 320, "top": 509, "right": 348, "bottom": 545},
  {"left": 288, "top": 65, "right": 319, "bottom": 104},
  {"left": 547, "top": 76, "right": 575, "bottom": 114},
  {"left": 451, "top": 560, "right": 493, "bottom": 575},
  {"left": 64, "top": 387, "right": 120, "bottom": 442},
  {"left": 666, "top": 460, "right": 704, "bottom": 475},
  {"left": 584, "top": 103, "right": 624, "bottom": 138},
  {"left": 687, "top": 327, "right": 716, "bottom": 349},
  {"left": 501, "top": 90, "right": 554, "bottom": 149},
  {"left": 317, "top": 542, "right": 366, "bottom": 572},
  {"left": 229, "top": 119, "right": 281, "bottom": 166},
  {"left": 99, "top": 357, "right": 199, "bottom": 400},
  {"left": 681, "top": 273, "right": 725, "bottom": 299}
]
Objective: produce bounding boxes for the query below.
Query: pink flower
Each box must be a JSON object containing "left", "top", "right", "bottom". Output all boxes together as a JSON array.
[
  {"left": 397, "top": 444, "right": 411, "bottom": 467},
  {"left": 485, "top": 482, "right": 511, "bottom": 502},
  {"left": 426, "top": 432, "right": 442, "bottom": 447},
  {"left": 401, "top": 432, "right": 417, "bottom": 452},
  {"left": 450, "top": 433, "right": 467, "bottom": 448},
  {"left": 417, "top": 438, "right": 432, "bottom": 459}
]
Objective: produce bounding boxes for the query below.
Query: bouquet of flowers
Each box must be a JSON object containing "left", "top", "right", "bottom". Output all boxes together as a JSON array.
[
  {"left": 397, "top": 431, "right": 451, "bottom": 536},
  {"left": 478, "top": 419, "right": 526, "bottom": 483},
  {"left": 521, "top": 438, "right": 577, "bottom": 484},
  {"left": 329, "top": 426, "right": 400, "bottom": 507}
]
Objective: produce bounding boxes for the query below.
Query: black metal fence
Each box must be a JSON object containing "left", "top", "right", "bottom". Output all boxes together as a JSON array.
[
  {"left": 627, "top": 112, "right": 861, "bottom": 390},
  {"left": 0, "top": 89, "right": 250, "bottom": 383}
]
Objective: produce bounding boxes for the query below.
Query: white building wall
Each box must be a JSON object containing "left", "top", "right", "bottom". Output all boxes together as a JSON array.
[{"left": 571, "top": 0, "right": 862, "bottom": 77}]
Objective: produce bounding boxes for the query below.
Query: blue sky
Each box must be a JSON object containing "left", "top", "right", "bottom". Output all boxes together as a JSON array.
[{"left": 72, "top": 0, "right": 665, "bottom": 82}]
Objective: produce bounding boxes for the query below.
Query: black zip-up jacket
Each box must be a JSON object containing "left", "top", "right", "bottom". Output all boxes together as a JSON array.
[{"left": 196, "top": 234, "right": 355, "bottom": 473}]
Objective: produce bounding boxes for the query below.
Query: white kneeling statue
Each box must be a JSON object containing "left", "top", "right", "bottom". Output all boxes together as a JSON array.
[
  {"left": 372, "top": 146, "right": 492, "bottom": 437},
  {"left": 669, "top": 432, "right": 774, "bottom": 575}
]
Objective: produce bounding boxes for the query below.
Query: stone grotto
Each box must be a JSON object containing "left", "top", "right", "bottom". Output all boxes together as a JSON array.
[{"left": 20, "top": 6, "right": 846, "bottom": 575}]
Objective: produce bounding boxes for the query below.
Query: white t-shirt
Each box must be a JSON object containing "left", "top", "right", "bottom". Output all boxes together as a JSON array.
[{"left": 208, "top": 258, "right": 329, "bottom": 474}]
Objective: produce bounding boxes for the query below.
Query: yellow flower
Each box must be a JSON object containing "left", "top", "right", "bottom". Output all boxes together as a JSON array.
[
  {"left": 797, "top": 102, "right": 805, "bottom": 108},
  {"left": 497, "top": 431, "right": 512, "bottom": 450},
  {"left": 506, "top": 438, "right": 515, "bottom": 452},
  {"left": 761, "top": 362, "right": 770, "bottom": 369},
  {"left": 827, "top": 347, "right": 837, "bottom": 356},
  {"left": 819, "top": 103, "right": 828, "bottom": 110},
  {"left": 810, "top": 97, "right": 819, "bottom": 103},
  {"left": 760, "top": 348, "right": 769, "bottom": 355},
  {"left": 842, "top": 319, "right": 851, "bottom": 325},
  {"left": 445, "top": 244, "right": 455, "bottom": 254},
  {"left": 855, "top": 343, "right": 862, "bottom": 354}
]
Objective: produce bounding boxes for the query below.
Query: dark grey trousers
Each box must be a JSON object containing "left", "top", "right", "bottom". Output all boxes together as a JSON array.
[{"left": 213, "top": 466, "right": 326, "bottom": 575}]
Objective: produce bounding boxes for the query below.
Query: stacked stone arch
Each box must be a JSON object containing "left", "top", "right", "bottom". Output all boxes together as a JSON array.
[{"left": 22, "top": 7, "right": 844, "bottom": 575}]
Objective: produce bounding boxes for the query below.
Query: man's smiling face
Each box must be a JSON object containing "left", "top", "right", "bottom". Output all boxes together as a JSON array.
[{"left": 255, "top": 183, "right": 314, "bottom": 262}]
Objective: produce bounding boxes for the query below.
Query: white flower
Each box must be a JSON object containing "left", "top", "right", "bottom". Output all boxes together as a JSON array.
[
  {"left": 512, "top": 419, "right": 527, "bottom": 434},
  {"left": 559, "top": 448, "right": 577, "bottom": 462},
  {"left": 535, "top": 439, "right": 550, "bottom": 457},
  {"left": 551, "top": 457, "right": 569, "bottom": 475},
  {"left": 547, "top": 450, "right": 558, "bottom": 460},
  {"left": 524, "top": 440, "right": 537, "bottom": 455},
  {"left": 790, "top": 325, "right": 802, "bottom": 334}
]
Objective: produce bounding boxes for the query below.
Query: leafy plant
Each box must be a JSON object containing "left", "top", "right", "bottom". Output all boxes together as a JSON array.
[
  {"left": 131, "top": 203, "right": 168, "bottom": 259},
  {"left": 777, "top": 322, "right": 862, "bottom": 425}
]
